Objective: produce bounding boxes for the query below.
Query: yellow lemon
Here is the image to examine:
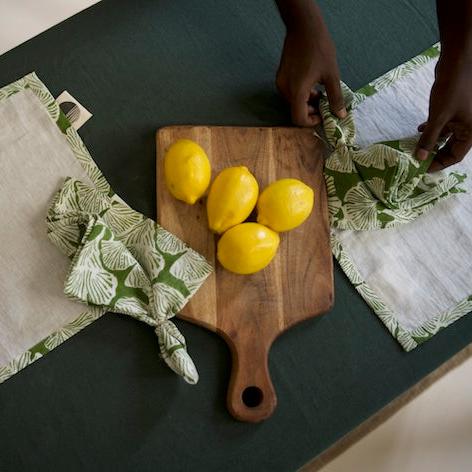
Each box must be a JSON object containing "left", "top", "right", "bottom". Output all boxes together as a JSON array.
[
  {"left": 207, "top": 166, "right": 259, "bottom": 234},
  {"left": 257, "top": 178, "right": 314, "bottom": 232},
  {"left": 217, "top": 223, "right": 280, "bottom": 274},
  {"left": 164, "top": 139, "right": 211, "bottom": 204}
]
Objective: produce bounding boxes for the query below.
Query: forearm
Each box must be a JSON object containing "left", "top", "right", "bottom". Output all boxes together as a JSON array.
[
  {"left": 275, "top": 0, "right": 325, "bottom": 33},
  {"left": 437, "top": 0, "right": 472, "bottom": 60}
]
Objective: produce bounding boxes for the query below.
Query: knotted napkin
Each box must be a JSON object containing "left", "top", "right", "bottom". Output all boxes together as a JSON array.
[
  {"left": 47, "top": 177, "right": 212, "bottom": 384},
  {"left": 320, "top": 84, "right": 466, "bottom": 230},
  {"left": 318, "top": 44, "right": 471, "bottom": 352}
]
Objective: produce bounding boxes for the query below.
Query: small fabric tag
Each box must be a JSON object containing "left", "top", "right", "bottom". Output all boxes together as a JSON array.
[{"left": 56, "top": 91, "right": 92, "bottom": 130}]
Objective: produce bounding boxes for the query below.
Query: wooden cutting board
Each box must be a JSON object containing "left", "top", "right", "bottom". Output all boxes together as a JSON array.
[{"left": 156, "top": 126, "right": 333, "bottom": 422}]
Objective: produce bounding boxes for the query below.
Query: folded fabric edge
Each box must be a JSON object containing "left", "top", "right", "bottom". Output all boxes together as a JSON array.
[
  {"left": 331, "top": 234, "right": 472, "bottom": 351},
  {"left": 352, "top": 43, "right": 441, "bottom": 108},
  {"left": 0, "top": 307, "right": 105, "bottom": 385}
]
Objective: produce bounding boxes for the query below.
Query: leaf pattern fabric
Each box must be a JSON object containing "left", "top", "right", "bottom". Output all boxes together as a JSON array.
[
  {"left": 47, "top": 177, "right": 212, "bottom": 384},
  {"left": 326, "top": 43, "right": 472, "bottom": 352},
  {"left": 0, "top": 72, "right": 213, "bottom": 385},
  {"left": 321, "top": 82, "right": 467, "bottom": 231}
]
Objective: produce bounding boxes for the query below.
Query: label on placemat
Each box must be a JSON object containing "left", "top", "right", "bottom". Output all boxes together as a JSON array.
[{"left": 56, "top": 90, "right": 92, "bottom": 129}]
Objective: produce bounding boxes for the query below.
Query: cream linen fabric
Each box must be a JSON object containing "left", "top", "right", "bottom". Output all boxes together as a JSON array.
[
  {"left": 0, "top": 88, "right": 95, "bottom": 367},
  {"left": 335, "top": 57, "right": 472, "bottom": 336}
]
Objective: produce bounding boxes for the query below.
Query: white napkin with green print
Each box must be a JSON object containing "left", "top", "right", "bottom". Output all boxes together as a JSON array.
[
  {"left": 320, "top": 84, "right": 466, "bottom": 231},
  {"left": 47, "top": 177, "right": 212, "bottom": 384},
  {"left": 321, "top": 44, "right": 472, "bottom": 350}
]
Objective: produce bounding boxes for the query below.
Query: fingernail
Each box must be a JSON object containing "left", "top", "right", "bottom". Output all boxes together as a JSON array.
[
  {"left": 337, "top": 108, "right": 347, "bottom": 119},
  {"left": 416, "top": 148, "right": 429, "bottom": 161}
]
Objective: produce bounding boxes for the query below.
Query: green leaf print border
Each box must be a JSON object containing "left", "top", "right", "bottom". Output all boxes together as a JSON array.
[
  {"left": 0, "top": 73, "right": 111, "bottom": 384},
  {"left": 331, "top": 43, "right": 472, "bottom": 351}
]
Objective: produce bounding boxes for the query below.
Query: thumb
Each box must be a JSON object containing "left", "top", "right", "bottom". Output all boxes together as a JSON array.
[{"left": 416, "top": 118, "right": 446, "bottom": 160}]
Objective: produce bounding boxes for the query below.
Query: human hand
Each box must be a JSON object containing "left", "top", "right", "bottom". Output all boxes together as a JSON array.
[
  {"left": 276, "top": 25, "right": 346, "bottom": 127},
  {"left": 416, "top": 53, "right": 472, "bottom": 172}
]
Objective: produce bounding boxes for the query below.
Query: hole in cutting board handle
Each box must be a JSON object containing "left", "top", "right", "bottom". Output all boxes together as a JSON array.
[{"left": 242, "top": 386, "right": 264, "bottom": 408}]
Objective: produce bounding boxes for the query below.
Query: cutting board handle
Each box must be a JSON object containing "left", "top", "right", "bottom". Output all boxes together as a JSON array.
[{"left": 226, "top": 336, "right": 276, "bottom": 423}]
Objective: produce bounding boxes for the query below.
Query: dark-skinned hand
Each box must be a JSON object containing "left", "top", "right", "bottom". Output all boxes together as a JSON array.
[
  {"left": 416, "top": 53, "right": 472, "bottom": 172},
  {"left": 276, "top": 25, "right": 346, "bottom": 127}
]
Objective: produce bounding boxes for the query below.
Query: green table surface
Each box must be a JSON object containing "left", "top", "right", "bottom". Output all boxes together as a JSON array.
[{"left": 1, "top": 0, "right": 471, "bottom": 470}]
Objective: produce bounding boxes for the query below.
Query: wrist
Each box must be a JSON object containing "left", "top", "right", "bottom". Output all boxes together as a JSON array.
[
  {"left": 276, "top": 0, "right": 325, "bottom": 34},
  {"left": 437, "top": 0, "right": 472, "bottom": 63},
  {"left": 440, "top": 45, "right": 472, "bottom": 71}
]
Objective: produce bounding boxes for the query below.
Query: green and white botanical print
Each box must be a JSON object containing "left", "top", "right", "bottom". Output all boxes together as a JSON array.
[
  {"left": 323, "top": 43, "right": 471, "bottom": 351},
  {"left": 0, "top": 73, "right": 212, "bottom": 385},
  {"left": 0, "top": 308, "right": 104, "bottom": 384},
  {"left": 320, "top": 78, "right": 466, "bottom": 231},
  {"left": 332, "top": 237, "right": 472, "bottom": 351},
  {"left": 47, "top": 178, "right": 212, "bottom": 384},
  {"left": 352, "top": 43, "right": 443, "bottom": 108}
]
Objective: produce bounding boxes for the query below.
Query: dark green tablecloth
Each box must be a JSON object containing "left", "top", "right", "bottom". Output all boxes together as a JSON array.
[{"left": 1, "top": 1, "right": 471, "bottom": 470}]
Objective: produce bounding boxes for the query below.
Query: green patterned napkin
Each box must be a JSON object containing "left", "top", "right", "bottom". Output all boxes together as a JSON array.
[
  {"left": 320, "top": 84, "right": 466, "bottom": 231},
  {"left": 0, "top": 73, "right": 212, "bottom": 385},
  {"left": 320, "top": 44, "right": 471, "bottom": 352},
  {"left": 47, "top": 177, "right": 212, "bottom": 384}
]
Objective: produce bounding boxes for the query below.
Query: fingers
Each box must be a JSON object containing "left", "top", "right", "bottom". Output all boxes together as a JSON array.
[
  {"left": 325, "top": 75, "right": 347, "bottom": 119},
  {"left": 418, "top": 122, "right": 451, "bottom": 138},
  {"left": 428, "top": 133, "right": 472, "bottom": 172},
  {"left": 308, "top": 88, "right": 320, "bottom": 105},
  {"left": 419, "top": 120, "right": 472, "bottom": 172},
  {"left": 415, "top": 118, "right": 447, "bottom": 161},
  {"left": 278, "top": 74, "right": 345, "bottom": 127},
  {"left": 291, "top": 90, "right": 321, "bottom": 126},
  {"left": 417, "top": 122, "right": 427, "bottom": 133},
  {"left": 291, "top": 77, "right": 346, "bottom": 126}
]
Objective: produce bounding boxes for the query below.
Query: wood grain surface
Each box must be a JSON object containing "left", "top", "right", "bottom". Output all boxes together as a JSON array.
[{"left": 156, "top": 126, "right": 333, "bottom": 422}]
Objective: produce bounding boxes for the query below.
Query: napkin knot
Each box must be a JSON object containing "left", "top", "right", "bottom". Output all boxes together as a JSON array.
[
  {"left": 319, "top": 84, "right": 467, "bottom": 230},
  {"left": 47, "top": 177, "right": 212, "bottom": 384}
]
